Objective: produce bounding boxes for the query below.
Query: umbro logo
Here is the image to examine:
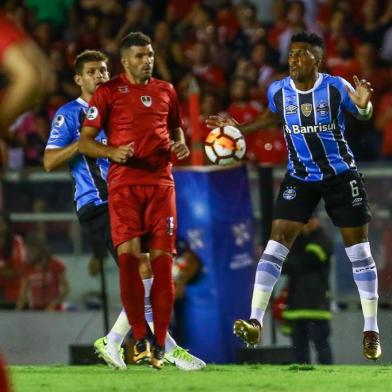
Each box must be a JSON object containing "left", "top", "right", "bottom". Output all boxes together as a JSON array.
[
  {"left": 352, "top": 197, "right": 363, "bottom": 207},
  {"left": 118, "top": 86, "right": 129, "bottom": 93},
  {"left": 285, "top": 104, "right": 298, "bottom": 115}
]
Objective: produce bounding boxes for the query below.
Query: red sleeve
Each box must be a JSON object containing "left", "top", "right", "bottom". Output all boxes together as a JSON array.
[
  {"left": 0, "top": 12, "right": 28, "bottom": 62},
  {"left": 83, "top": 85, "right": 110, "bottom": 130},
  {"left": 167, "top": 84, "right": 183, "bottom": 130},
  {"left": 51, "top": 258, "right": 65, "bottom": 274}
]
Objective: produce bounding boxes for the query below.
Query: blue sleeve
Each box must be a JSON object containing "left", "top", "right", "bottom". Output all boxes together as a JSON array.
[
  {"left": 336, "top": 77, "right": 357, "bottom": 114},
  {"left": 267, "top": 81, "right": 280, "bottom": 113},
  {"left": 46, "top": 107, "right": 77, "bottom": 148}
]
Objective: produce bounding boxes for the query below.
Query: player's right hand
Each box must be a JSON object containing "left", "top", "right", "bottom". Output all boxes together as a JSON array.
[
  {"left": 108, "top": 143, "right": 134, "bottom": 163},
  {"left": 205, "top": 115, "right": 240, "bottom": 129}
]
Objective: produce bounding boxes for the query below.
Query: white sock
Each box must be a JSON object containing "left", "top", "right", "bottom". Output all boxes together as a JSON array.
[
  {"left": 143, "top": 278, "right": 153, "bottom": 323},
  {"left": 144, "top": 276, "right": 177, "bottom": 352},
  {"left": 250, "top": 240, "right": 289, "bottom": 326},
  {"left": 345, "top": 242, "right": 379, "bottom": 332},
  {"left": 106, "top": 309, "right": 130, "bottom": 348}
]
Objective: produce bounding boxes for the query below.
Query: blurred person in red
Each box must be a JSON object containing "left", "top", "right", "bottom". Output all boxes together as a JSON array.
[
  {"left": 344, "top": 43, "right": 390, "bottom": 161},
  {"left": 189, "top": 40, "right": 226, "bottom": 90},
  {"left": 16, "top": 236, "right": 69, "bottom": 311},
  {"left": 227, "top": 77, "right": 263, "bottom": 125},
  {"left": 249, "top": 41, "right": 277, "bottom": 98},
  {"left": 0, "top": 10, "right": 49, "bottom": 391},
  {"left": 355, "top": 0, "right": 392, "bottom": 46},
  {"left": 0, "top": 355, "right": 10, "bottom": 392},
  {"left": 166, "top": 0, "right": 201, "bottom": 23},
  {"left": 79, "top": 32, "right": 189, "bottom": 369},
  {"left": 214, "top": 0, "right": 241, "bottom": 43},
  {"left": 277, "top": 0, "right": 322, "bottom": 65},
  {"left": 152, "top": 20, "right": 185, "bottom": 83},
  {"left": 324, "top": 9, "right": 359, "bottom": 78},
  {"left": 349, "top": 43, "right": 391, "bottom": 109},
  {"left": 227, "top": 76, "right": 286, "bottom": 165},
  {"left": 181, "top": 89, "right": 225, "bottom": 165},
  {"left": 376, "top": 89, "right": 392, "bottom": 160},
  {"left": 115, "top": 1, "right": 153, "bottom": 45},
  {"left": 232, "top": 2, "right": 266, "bottom": 59},
  {"left": 0, "top": 211, "right": 26, "bottom": 309},
  {"left": 267, "top": 0, "right": 288, "bottom": 51}
]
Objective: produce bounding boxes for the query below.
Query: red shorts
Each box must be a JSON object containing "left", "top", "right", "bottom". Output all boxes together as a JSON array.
[{"left": 109, "top": 185, "right": 177, "bottom": 253}]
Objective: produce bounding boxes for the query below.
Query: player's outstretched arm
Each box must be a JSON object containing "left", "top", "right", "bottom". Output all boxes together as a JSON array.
[
  {"left": 43, "top": 142, "right": 79, "bottom": 172},
  {"left": 170, "top": 127, "right": 190, "bottom": 160},
  {"left": 206, "top": 109, "right": 281, "bottom": 134},
  {"left": 347, "top": 75, "right": 373, "bottom": 120},
  {"left": 79, "top": 126, "right": 134, "bottom": 163}
]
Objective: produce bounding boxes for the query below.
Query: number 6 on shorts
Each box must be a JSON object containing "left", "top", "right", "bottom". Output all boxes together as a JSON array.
[{"left": 350, "top": 179, "right": 359, "bottom": 197}]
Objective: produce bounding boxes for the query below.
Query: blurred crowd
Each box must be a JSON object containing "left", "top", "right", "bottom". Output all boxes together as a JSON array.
[{"left": 2, "top": 0, "right": 392, "bottom": 170}]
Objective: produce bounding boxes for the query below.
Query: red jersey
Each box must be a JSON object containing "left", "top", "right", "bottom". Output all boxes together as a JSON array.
[
  {"left": 83, "top": 75, "right": 183, "bottom": 191},
  {"left": 0, "top": 12, "right": 27, "bottom": 62},
  {"left": 23, "top": 258, "right": 65, "bottom": 310},
  {"left": 0, "top": 234, "right": 26, "bottom": 303}
]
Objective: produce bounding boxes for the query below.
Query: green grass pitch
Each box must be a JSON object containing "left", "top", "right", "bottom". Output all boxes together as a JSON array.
[{"left": 10, "top": 364, "right": 392, "bottom": 392}]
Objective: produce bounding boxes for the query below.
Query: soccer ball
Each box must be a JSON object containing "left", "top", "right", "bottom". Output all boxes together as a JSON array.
[{"left": 204, "top": 125, "right": 246, "bottom": 165}]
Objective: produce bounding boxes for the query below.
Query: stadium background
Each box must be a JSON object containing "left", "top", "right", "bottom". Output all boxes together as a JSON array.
[{"left": 1, "top": 0, "right": 392, "bottom": 366}]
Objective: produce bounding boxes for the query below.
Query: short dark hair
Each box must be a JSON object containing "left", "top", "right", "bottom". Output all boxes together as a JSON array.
[
  {"left": 74, "top": 50, "right": 108, "bottom": 75},
  {"left": 291, "top": 32, "right": 324, "bottom": 51},
  {"left": 120, "top": 32, "right": 152, "bottom": 55}
]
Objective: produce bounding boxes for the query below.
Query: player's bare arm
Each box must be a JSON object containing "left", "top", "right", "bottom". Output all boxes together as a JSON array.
[
  {"left": 347, "top": 75, "right": 373, "bottom": 120},
  {"left": 43, "top": 142, "right": 79, "bottom": 172},
  {"left": 79, "top": 126, "right": 134, "bottom": 163},
  {"left": 206, "top": 109, "right": 281, "bottom": 134},
  {"left": 170, "top": 127, "right": 190, "bottom": 160},
  {"left": 0, "top": 40, "right": 49, "bottom": 136}
]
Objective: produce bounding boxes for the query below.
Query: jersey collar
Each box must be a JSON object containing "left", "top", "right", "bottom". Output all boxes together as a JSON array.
[
  {"left": 120, "top": 73, "right": 153, "bottom": 86},
  {"left": 289, "top": 73, "right": 323, "bottom": 94},
  {"left": 76, "top": 97, "right": 88, "bottom": 107}
]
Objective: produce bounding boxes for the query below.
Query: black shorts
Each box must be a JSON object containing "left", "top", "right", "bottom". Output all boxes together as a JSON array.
[
  {"left": 78, "top": 203, "right": 117, "bottom": 263},
  {"left": 273, "top": 170, "right": 372, "bottom": 227}
]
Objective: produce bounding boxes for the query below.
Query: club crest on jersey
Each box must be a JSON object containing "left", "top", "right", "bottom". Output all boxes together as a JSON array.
[
  {"left": 118, "top": 86, "right": 129, "bottom": 93},
  {"left": 54, "top": 114, "right": 65, "bottom": 127},
  {"left": 316, "top": 101, "right": 329, "bottom": 116},
  {"left": 86, "top": 106, "right": 98, "bottom": 120},
  {"left": 300, "top": 103, "right": 312, "bottom": 117},
  {"left": 285, "top": 104, "right": 298, "bottom": 115},
  {"left": 141, "top": 96, "right": 152, "bottom": 107},
  {"left": 283, "top": 186, "right": 296, "bottom": 200}
]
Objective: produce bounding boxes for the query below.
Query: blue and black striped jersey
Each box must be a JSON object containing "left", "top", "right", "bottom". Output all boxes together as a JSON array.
[
  {"left": 46, "top": 97, "right": 109, "bottom": 211},
  {"left": 268, "top": 73, "right": 359, "bottom": 182}
]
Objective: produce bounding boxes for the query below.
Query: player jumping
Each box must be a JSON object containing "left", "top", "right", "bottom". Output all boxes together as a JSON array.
[{"left": 207, "top": 32, "right": 381, "bottom": 361}]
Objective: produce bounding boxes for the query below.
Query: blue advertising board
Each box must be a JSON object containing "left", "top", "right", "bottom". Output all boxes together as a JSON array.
[{"left": 173, "top": 164, "right": 255, "bottom": 363}]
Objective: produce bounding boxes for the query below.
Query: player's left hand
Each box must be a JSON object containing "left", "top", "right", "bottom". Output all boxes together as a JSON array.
[
  {"left": 347, "top": 75, "right": 373, "bottom": 108},
  {"left": 171, "top": 141, "right": 190, "bottom": 160}
]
